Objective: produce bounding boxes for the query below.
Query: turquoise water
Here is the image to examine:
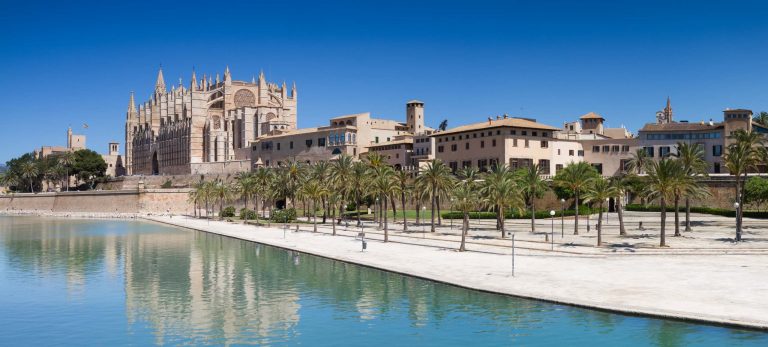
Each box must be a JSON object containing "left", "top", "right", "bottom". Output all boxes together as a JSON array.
[{"left": 0, "top": 216, "right": 765, "bottom": 346}]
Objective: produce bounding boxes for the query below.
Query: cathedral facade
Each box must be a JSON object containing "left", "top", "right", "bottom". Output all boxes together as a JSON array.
[{"left": 125, "top": 67, "right": 297, "bottom": 175}]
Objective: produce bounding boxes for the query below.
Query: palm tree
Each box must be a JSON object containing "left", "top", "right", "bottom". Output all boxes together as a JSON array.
[
  {"left": 724, "top": 130, "right": 764, "bottom": 241},
  {"left": 19, "top": 161, "right": 38, "bottom": 193},
  {"left": 393, "top": 169, "right": 412, "bottom": 231},
  {"left": 452, "top": 182, "right": 482, "bottom": 251},
  {"left": 481, "top": 164, "right": 524, "bottom": 238},
  {"left": 644, "top": 159, "right": 684, "bottom": 247},
  {"left": 253, "top": 167, "right": 273, "bottom": 221},
  {"left": 517, "top": 164, "right": 549, "bottom": 233},
  {"left": 312, "top": 161, "right": 331, "bottom": 223},
  {"left": 58, "top": 152, "right": 75, "bottom": 191},
  {"left": 627, "top": 148, "right": 650, "bottom": 175},
  {"left": 300, "top": 179, "right": 328, "bottom": 232},
  {"left": 188, "top": 181, "right": 204, "bottom": 218},
  {"left": 211, "top": 179, "right": 233, "bottom": 219},
  {"left": 609, "top": 175, "right": 631, "bottom": 236},
  {"left": 283, "top": 159, "right": 304, "bottom": 208},
  {"left": 583, "top": 177, "right": 617, "bottom": 246},
  {"left": 457, "top": 166, "right": 480, "bottom": 187},
  {"left": 753, "top": 111, "right": 768, "bottom": 127},
  {"left": 330, "top": 154, "right": 354, "bottom": 227},
  {"left": 370, "top": 166, "right": 398, "bottom": 242},
  {"left": 234, "top": 172, "right": 257, "bottom": 223},
  {"left": 351, "top": 161, "right": 368, "bottom": 226},
  {"left": 673, "top": 142, "right": 709, "bottom": 231},
  {"left": 554, "top": 162, "right": 598, "bottom": 235},
  {"left": 416, "top": 160, "right": 454, "bottom": 233}
]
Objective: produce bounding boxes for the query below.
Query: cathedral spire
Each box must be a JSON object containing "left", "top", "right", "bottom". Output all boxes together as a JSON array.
[
  {"left": 155, "top": 66, "right": 166, "bottom": 94},
  {"left": 664, "top": 96, "right": 673, "bottom": 122},
  {"left": 128, "top": 91, "right": 137, "bottom": 114},
  {"left": 191, "top": 69, "right": 198, "bottom": 91},
  {"left": 292, "top": 81, "right": 297, "bottom": 98},
  {"left": 215, "top": 73, "right": 220, "bottom": 85},
  {"left": 224, "top": 66, "right": 232, "bottom": 84}
]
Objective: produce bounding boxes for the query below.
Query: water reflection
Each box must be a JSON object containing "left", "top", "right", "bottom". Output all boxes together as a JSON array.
[{"left": 0, "top": 216, "right": 766, "bottom": 346}]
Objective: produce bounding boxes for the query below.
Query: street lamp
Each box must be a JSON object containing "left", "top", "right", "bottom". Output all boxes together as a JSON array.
[
  {"left": 375, "top": 197, "right": 380, "bottom": 228},
  {"left": 549, "top": 210, "right": 555, "bottom": 250},
  {"left": 734, "top": 201, "right": 741, "bottom": 241},
  {"left": 560, "top": 198, "right": 565, "bottom": 238},
  {"left": 422, "top": 206, "right": 427, "bottom": 238},
  {"left": 606, "top": 197, "right": 610, "bottom": 225}
]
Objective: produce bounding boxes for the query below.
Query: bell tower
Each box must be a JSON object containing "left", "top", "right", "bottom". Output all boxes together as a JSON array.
[{"left": 406, "top": 100, "right": 425, "bottom": 134}]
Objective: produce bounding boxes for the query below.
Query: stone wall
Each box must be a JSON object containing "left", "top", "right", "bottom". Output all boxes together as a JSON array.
[{"left": 0, "top": 189, "right": 193, "bottom": 214}]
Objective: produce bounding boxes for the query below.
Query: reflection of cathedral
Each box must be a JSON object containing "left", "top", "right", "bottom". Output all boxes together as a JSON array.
[{"left": 125, "top": 67, "right": 297, "bottom": 175}]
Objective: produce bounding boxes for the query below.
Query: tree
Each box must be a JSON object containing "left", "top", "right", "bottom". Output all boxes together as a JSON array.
[
  {"left": 351, "top": 161, "right": 368, "bottom": 226},
  {"left": 330, "top": 154, "right": 354, "bottom": 229},
  {"left": 312, "top": 161, "right": 331, "bottom": 223},
  {"left": 753, "top": 111, "right": 768, "bottom": 127},
  {"left": 609, "top": 175, "right": 632, "bottom": 236},
  {"left": 673, "top": 142, "right": 709, "bottom": 232},
  {"left": 416, "top": 160, "right": 454, "bottom": 233},
  {"left": 234, "top": 172, "right": 257, "bottom": 223},
  {"left": 627, "top": 148, "right": 650, "bottom": 175},
  {"left": 723, "top": 130, "right": 764, "bottom": 241},
  {"left": 71, "top": 149, "right": 107, "bottom": 189},
  {"left": 58, "top": 152, "right": 76, "bottom": 191},
  {"left": 300, "top": 179, "right": 328, "bottom": 232},
  {"left": 211, "top": 179, "right": 233, "bottom": 219},
  {"left": 554, "top": 162, "right": 598, "bottom": 235},
  {"left": 481, "top": 164, "right": 523, "bottom": 238},
  {"left": 583, "top": 177, "right": 617, "bottom": 246},
  {"left": 516, "top": 164, "right": 549, "bottom": 233},
  {"left": 644, "top": 159, "right": 684, "bottom": 247},
  {"left": 744, "top": 177, "right": 768, "bottom": 211},
  {"left": 253, "top": 167, "right": 274, "bottom": 222},
  {"left": 452, "top": 182, "right": 483, "bottom": 251},
  {"left": 393, "top": 169, "right": 411, "bottom": 231},
  {"left": 283, "top": 159, "right": 305, "bottom": 208},
  {"left": 370, "top": 166, "right": 398, "bottom": 241},
  {"left": 19, "top": 161, "right": 38, "bottom": 193}
]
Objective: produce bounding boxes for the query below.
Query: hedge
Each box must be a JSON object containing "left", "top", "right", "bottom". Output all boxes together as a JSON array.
[
  {"left": 239, "top": 208, "right": 258, "bottom": 220},
  {"left": 221, "top": 206, "right": 236, "bottom": 218},
  {"left": 442, "top": 206, "right": 604, "bottom": 220},
  {"left": 271, "top": 208, "right": 297, "bottom": 223},
  {"left": 625, "top": 204, "right": 768, "bottom": 219}
]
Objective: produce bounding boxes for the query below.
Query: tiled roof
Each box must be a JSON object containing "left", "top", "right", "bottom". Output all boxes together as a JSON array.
[
  {"left": 431, "top": 117, "right": 560, "bottom": 136},
  {"left": 639, "top": 122, "right": 723, "bottom": 132},
  {"left": 579, "top": 112, "right": 604, "bottom": 120}
]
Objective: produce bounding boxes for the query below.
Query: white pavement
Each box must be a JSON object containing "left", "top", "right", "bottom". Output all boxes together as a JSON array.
[{"left": 145, "top": 216, "right": 768, "bottom": 329}]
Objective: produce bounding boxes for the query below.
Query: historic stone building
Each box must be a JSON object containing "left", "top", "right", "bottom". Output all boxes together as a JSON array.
[{"left": 125, "top": 67, "right": 297, "bottom": 175}]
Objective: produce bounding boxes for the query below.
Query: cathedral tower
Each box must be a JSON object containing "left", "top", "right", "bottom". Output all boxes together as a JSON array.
[{"left": 406, "top": 100, "right": 425, "bottom": 134}]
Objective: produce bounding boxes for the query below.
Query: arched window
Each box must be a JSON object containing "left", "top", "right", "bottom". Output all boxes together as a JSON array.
[{"left": 332, "top": 148, "right": 342, "bottom": 155}]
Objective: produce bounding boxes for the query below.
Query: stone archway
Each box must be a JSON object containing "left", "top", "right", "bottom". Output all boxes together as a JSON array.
[{"left": 151, "top": 152, "right": 159, "bottom": 175}]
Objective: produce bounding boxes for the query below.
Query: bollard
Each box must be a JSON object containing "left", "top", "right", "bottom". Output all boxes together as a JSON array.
[
  {"left": 639, "top": 221, "right": 644, "bottom": 230},
  {"left": 362, "top": 240, "right": 367, "bottom": 252}
]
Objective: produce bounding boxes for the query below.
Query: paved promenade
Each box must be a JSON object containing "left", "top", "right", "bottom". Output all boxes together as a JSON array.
[{"left": 145, "top": 215, "right": 768, "bottom": 330}]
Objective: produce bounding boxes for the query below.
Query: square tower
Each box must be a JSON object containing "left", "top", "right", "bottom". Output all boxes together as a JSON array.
[{"left": 406, "top": 100, "right": 425, "bottom": 135}]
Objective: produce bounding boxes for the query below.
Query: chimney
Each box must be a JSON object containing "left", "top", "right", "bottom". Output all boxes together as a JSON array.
[
  {"left": 488, "top": 117, "right": 492, "bottom": 124},
  {"left": 503, "top": 113, "right": 509, "bottom": 119},
  {"left": 496, "top": 115, "right": 501, "bottom": 120}
]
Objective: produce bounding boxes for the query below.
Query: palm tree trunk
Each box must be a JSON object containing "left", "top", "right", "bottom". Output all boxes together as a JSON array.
[
  {"left": 437, "top": 198, "right": 442, "bottom": 226},
  {"left": 597, "top": 202, "right": 603, "bottom": 246},
  {"left": 332, "top": 202, "right": 337, "bottom": 235},
  {"left": 499, "top": 206, "right": 505, "bottom": 238},
  {"left": 660, "top": 197, "right": 667, "bottom": 247},
  {"left": 460, "top": 213, "right": 468, "bottom": 251},
  {"left": 356, "top": 190, "right": 361, "bottom": 226},
  {"left": 530, "top": 199, "right": 536, "bottom": 233},
  {"left": 617, "top": 196, "right": 626, "bottom": 236},
  {"left": 574, "top": 192, "right": 580, "bottom": 235},
  {"left": 684, "top": 197, "right": 692, "bottom": 231},
  {"left": 243, "top": 196, "right": 249, "bottom": 224},
  {"left": 430, "top": 187, "right": 436, "bottom": 232},
  {"left": 322, "top": 198, "right": 327, "bottom": 224},
  {"left": 383, "top": 197, "right": 389, "bottom": 242},
  {"left": 313, "top": 199, "right": 318, "bottom": 232},
  {"left": 674, "top": 194, "right": 681, "bottom": 237},
  {"left": 401, "top": 192, "right": 408, "bottom": 232},
  {"left": 735, "top": 177, "right": 742, "bottom": 241}
]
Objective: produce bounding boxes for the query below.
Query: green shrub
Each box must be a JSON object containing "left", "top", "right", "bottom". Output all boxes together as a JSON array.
[
  {"left": 442, "top": 205, "right": 604, "bottom": 220},
  {"left": 221, "top": 206, "right": 236, "bottom": 218},
  {"left": 160, "top": 179, "right": 173, "bottom": 188},
  {"left": 625, "top": 204, "right": 768, "bottom": 219},
  {"left": 272, "top": 208, "right": 297, "bottom": 223},
  {"left": 239, "top": 208, "right": 258, "bottom": 220}
]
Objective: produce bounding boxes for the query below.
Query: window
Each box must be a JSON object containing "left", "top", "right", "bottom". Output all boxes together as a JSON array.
[
  {"left": 592, "top": 163, "right": 603, "bottom": 175},
  {"left": 569, "top": 149, "right": 574, "bottom": 156},
  {"left": 488, "top": 131, "right": 492, "bottom": 136},
  {"left": 532, "top": 131, "right": 538, "bottom": 137},
  {"left": 449, "top": 161, "right": 458, "bottom": 172},
  {"left": 539, "top": 159, "right": 550, "bottom": 173},
  {"left": 542, "top": 132, "right": 549, "bottom": 137},
  {"left": 713, "top": 145, "right": 722, "bottom": 157},
  {"left": 714, "top": 162, "right": 721, "bottom": 173},
  {"left": 318, "top": 138, "right": 326, "bottom": 147},
  {"left": 465, "top": 142, "right": 470, "bottom": 150},
  {"left": 492, "top": 139, "right": 497, "bottom": 147},
  {"left": 375, "top": 137, "right": 379, "bottom": 143},
  {"left": 289, "top": 141, "right": 294, "bottom": 149},
  {"left": 612, "top": 145, "right": 620, "bottom": 152},
  {"left": 511, "top": 130, "right": 517, "bottom": 135},
  {"left": 462, "top": 160, "right": 472, "bottom": 168},
  {"left": 277, "top": 142, "right": 281, "bottom": 150},
  {"left": 478, "top": 159, "right": 489, "bottom": 172},
  {"left": 541, "top": 140, "right": 548, "bottom": 148},
  {"left": 593, "top": 146, "right": 600, "bottom": 152},
  {"left": 480, "top": 140, "right": 485, "bottom": 148},
  {"left": 621, "top": 145, "right": 629, "bottom": 152},
  {"left": 602, "top": 145, "right": 610, "bottom": 152},
  {"left": 660, "top": 146, "right": 671, "bottom": 157},
  {"left": 525, "top": 139, "right": 529, "bottom": 148},
  {"left": 451, "top": 144, "right": 457, "bottom": 152},
  {"left": 306, "top": 139, "right": 313, "bottom": 148},
  {"left": 556, "top": 164, "right": 564, "bottom": 173},
  {"left": 496, "top": 130, "right": 501, "bottom": 135},
  {"left": 473, "top": 133, "right": 477, "bottom": 138},
  {"left": 557, "top": 149, "right": 561, "bottom": 155},
  {"left": 438, "top": 145, "right": 444, "bottom": 153},
  {"left": 522, "top": 131, "right": 527, "bottom": 136},
  {"left": 644, "top": 146, "right": 654, "bottom": 157},
  {"left": 513, "top": 139, "right": 518, "bottom": 147},
  {"left": 578, "top": 150, "right": 584, "bottom": 156}
]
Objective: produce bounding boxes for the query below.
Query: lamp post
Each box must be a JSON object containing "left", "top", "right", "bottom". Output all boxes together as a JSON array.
[
  {"left": 560, "top": 198, "right": 565, "bottom": 238},
  {"left": 606, "top": 197, "right": 610, "bottom": 225},
  {"left": 375, "top": 197, "right": 379, "bottom": 229},
  {"left": 549, "top": 210, "right": 555, "bottom": 250},
  {"left": 586, "top": 204, "right": 591, "bottom": 233},
  {"left": 734, "top": 201, "right": 741, "bottom": 241}
]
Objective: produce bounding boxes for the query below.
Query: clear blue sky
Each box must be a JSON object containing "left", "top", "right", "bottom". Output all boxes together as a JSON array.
[{"left": 2, "top": 0, "right": 768, "bottom": 162}]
